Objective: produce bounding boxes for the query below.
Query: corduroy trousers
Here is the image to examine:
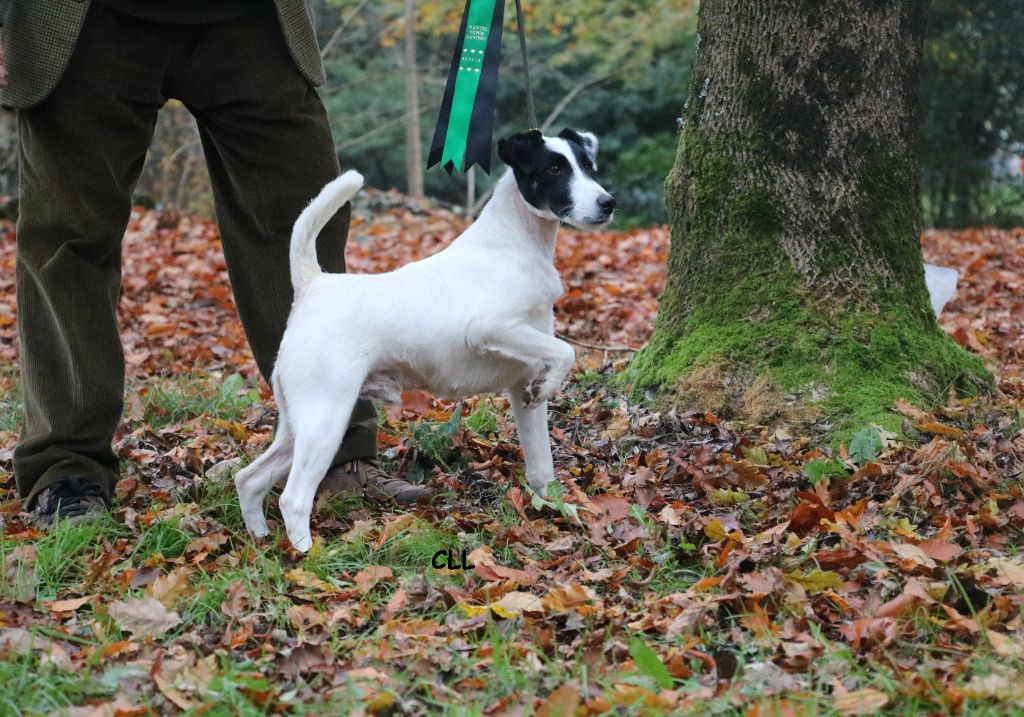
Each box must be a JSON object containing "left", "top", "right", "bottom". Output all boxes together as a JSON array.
[{"left": 14, "top": 3, "right": 377, "bottom": 507}]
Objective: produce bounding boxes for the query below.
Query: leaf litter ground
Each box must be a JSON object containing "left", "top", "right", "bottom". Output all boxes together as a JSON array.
[{"left": 0, "top": 200, "right": 1022, "bottom": 716}]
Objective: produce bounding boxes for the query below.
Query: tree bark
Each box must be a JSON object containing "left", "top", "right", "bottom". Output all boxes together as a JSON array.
[
  {"left": 403, "top": 0, "right": 424, "bottom": 198},
  {"left": 631, "top": 0, "right": 987, "bottom": 436}
]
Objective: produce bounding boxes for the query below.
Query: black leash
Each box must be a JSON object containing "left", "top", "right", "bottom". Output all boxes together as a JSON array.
[{"left": 513, "top": 0, "right": 538, "bottom": 129}]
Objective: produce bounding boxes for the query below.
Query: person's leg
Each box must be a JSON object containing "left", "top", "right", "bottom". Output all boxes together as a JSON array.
[
  {"left": 14, "top": 5, "right": 167, "bottom": 509},
  {"left": 167, "top": 9, "right": 377, "bottom": 466}
]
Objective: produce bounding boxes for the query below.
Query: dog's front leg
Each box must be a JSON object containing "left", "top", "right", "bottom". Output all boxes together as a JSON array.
[
  {"left": 509, "top": 388, "right": 556, "bottom": 497},
  {"left": 474, "top": 325, "right": 575, "bottom": 408}
]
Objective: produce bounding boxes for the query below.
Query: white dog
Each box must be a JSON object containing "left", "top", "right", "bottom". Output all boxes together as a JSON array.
[{"left": 234, "top": 129, "right": 616, "bottom": 551}]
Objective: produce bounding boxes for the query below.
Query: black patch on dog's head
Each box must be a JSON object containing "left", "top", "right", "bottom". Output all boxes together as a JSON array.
[
  {"left": 558, "top": 128, "right": 599, "bottom": 166},
  {"left": 497, "top": 128, "right": 601, "bottom": 221}
]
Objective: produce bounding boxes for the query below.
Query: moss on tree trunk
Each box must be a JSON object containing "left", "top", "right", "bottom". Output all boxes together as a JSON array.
[{"left": 630, "top": 0, "right": 989, "bottom": 438}]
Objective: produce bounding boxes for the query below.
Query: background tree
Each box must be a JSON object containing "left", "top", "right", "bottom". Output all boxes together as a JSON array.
[
  {"left": 44, "top": 0, "right": 692, "bottom": 224},
  {"left": 402, "top": 0, "right": 424, "bottom": 197},
  {"left": 319, "top": 0, "right": 693, "bottom": 222},
  {"left": 629, "top": 0, "right": 989, "bottom": 437},
  {"left": 29, "top": 0, "right": 1015, "bottom": 231},
  {"left": 918, "top": 0, "right": 1024, "bottom": 228}
]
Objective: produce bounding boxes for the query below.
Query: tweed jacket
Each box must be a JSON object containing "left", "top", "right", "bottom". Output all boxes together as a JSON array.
[{"left": 0, "top": 0, "right": 326, "bottom": 109}]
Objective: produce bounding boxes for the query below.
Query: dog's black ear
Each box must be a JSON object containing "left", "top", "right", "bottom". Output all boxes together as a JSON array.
[
  {"left": 498, "top": 129, "right": 545, "bottom": 172},
  {"left": 559, "top": 128, "right": 599, "bottom": 165}
]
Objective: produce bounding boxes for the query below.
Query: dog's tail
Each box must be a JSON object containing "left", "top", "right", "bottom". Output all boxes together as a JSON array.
[{"left": 290, "top": 170, "right": 364, "bottom": 293}]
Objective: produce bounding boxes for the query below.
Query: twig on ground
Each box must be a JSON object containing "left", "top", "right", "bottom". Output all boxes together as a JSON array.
[{"left": 555, "top": 331, "right": 637, "bottom": 352}]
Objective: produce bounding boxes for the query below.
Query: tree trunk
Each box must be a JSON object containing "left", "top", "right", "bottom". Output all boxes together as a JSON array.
[
  {"left": 403, "top": 0, "right": 424, "bottom": 198},
  {"left": 631, "top": 0, "right": 988, "bottom": 437}
]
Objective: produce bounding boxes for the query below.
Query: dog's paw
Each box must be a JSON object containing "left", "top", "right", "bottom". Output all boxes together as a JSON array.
[
  {"left": 241, "top": 509, "right": 270, "bottom": 539},
  {"left": 522, "top": 365, "right": 557, "bottom": 407},
  {"left": 289, "top": 532, "right": 313, "bottom": 553},
  {"left": 521, "top": 378, "right": 543, "bottom": 408},
  {"left": 247, "top": 520, "right": 270, "bottom": 540},
  {"left": 528, "top": 478, "right": 554, "bottom": 498}
]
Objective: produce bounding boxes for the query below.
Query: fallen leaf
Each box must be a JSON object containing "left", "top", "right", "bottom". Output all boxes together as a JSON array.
[
  {"left": 221, "top": 580, "right": 250, "bottom": 618},
  {"left": 786, "top": 569, "right": 842, "bottom": 593},
  {"left": 354, "top": 566, "right": 394, "bottom": 594},
  {"left": 704, "top": 519, "right": 729, "bottom": 542},
  {"left": 146, "top": 566, "right": 191, "bottom": 608},
  {"left": 46, "top": 594, "right": 99, "bottom": 614},
  {"left": 380, "top": 587, "right": 408, "bottom": 622},
  {"left": 491, "top": 591, "right": 544, "bottom": 618},
  {"left": 916, "top": 537, "right": 961, "bottom": 562},
  {"left": 469, "top": 545, "right": 536, "bottom": 585},
  {"left": 875, "top": 578, "right": 937, "bottom": 618},
  {"left": 916, "top": 421, "right": 964, "bottom": 438},
  {"left": 834, "top": 687, "right": 889, "bottom": 715},
  {"left": 986, "top": 557, "right": 1024, "bottom": 587},
  {"left": 536, "top": 681, "right": 581, "bottom": 717},
  {"left": 108, "top": 598, "right": 182, "bottom": 636},
  {"left": 891, "top": 543, "right": 937, "bottom": 569},
  {"left": 153, "top": 673, "right": 194, "bottom": 710},
  {"left": 838, "top": 618, "right": 898, "bottom": 650},
  {"left": 285, "top": 567, "right": 337, "bottom": 594}
]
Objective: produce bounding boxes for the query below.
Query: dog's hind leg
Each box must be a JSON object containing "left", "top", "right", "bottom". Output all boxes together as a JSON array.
[
  {"left": 235, "top": 415, "right": 294, "bottom": 539},
  {"left": 509, "top": 388, "right": 556, "bottom": 497},
  {"left": 278, "top": 391, "right": 360, "bottom": 552}
]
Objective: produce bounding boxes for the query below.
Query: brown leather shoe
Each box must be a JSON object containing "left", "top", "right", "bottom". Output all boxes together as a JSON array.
[
  {"left": 318, "top": 463, "right": 364, "bottom": 498},
  {"left": 322, "top": 460, "right": 430, "bottom": 505}
]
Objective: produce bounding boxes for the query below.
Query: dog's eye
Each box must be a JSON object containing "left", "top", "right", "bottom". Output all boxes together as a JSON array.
[
  {"left": 546, "top": 163, "right": 562, "bottom": 175},
  {"left": 581, "top": 157, "right": 594, "bottom": 170}
]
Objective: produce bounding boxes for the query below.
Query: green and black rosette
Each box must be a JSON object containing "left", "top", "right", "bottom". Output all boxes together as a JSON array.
[{"left": 427, "top": 0, "right": 505, "bottom": 174}]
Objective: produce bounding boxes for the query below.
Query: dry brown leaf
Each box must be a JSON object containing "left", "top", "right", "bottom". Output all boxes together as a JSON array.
[
  {"left": 916, "top": 421, "right": 964, "bottom": 438},
  {"left": 146, "top": 566, "right": 191, "bottom": 608},
  {"left": 287, "top": 604, "right": 325, "bottom": 632},
  {"left": 284, "top": 567, "right": 337, "bottom": 594},
  {"left": 916, "top": 537, "right": 961, "bottom": 562},
  {"left": 491, "top": 591, "right": 544, "bottom": 618},
  {"left": 838, "top": 618, "right": 898, "bottom": 650},
  {"left": 875, "top": 578, "right": 936, "bottom": 618},
  {"left": 544, "top": 583, "right": 597, "bottom": 613},
  {"left": 153, "top": 673, "right": 194, "bottom": 710},
  {"left": 220, "top": 580, "right": 250, "bottom": 618},
  {"left": 469, "top": 544, "right": 536, "bottom": 585},
  {"left": 834, "top": 687, "right": 889, "bottom": 715},
  {"left": 891, "top": 543, "right": 937, "bottom": 568},
  {"left": 536, "top": 681, "right": 582, "bottom": 717},
  {"left": 380, "top": 586, "right": 408, "bottom": 622},
  {"left": 108, "top": 598, "right": 182, "bottom": 636},
  {"left": 46, "top": 593, "right": 99, "bottom": 613},
  {"left": 354, "top": 565, "right": 394, "bottom": 594}
]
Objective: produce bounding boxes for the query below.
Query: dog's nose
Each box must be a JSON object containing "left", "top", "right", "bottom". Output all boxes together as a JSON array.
[{"left": 598, "top": 194, "right": 616, "bottom": 212}]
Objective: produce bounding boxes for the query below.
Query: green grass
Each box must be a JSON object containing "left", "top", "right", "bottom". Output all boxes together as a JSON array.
[
  {"left": 6, "top": 495, "right": 1024, "bottom": 717},
  {"left": 0, "top": 369, "right": 260, "bottom": 441},
  {"left": 0, "top": 648, "right": 120, "bottom": 716},
  {"left": 132, "top": 516, "right": 190, "bottom": 561},
  {"left": 31, "top": 514, "right": 127, "bottom": 600},
  {"left": 381, "top": 520, "right": 452, "bottom": 567},
  {"left": 4, "top": 374, "right": 1024, "bottom": 716},
  {"left": 142, "top": 371, "right": 261, "bottom": 428}
]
